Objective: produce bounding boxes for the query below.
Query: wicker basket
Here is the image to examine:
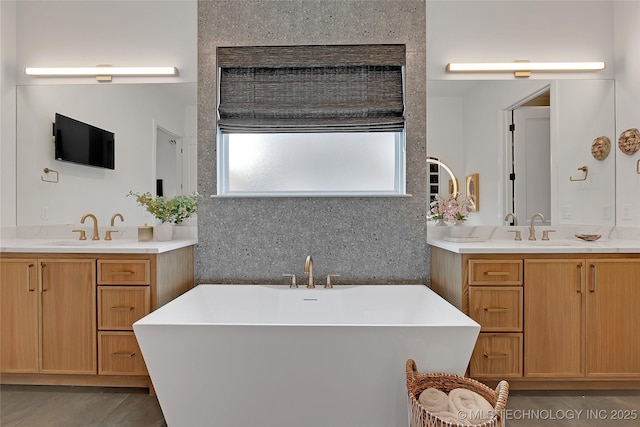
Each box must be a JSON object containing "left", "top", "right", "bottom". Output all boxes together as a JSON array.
[{"left": 406, "top": 359, "right": 509, "bottom": 427}]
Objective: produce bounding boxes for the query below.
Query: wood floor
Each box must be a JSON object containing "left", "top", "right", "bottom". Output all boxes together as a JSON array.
[{"left": 1, "top": 384, "right": 639, "bottom": 426}]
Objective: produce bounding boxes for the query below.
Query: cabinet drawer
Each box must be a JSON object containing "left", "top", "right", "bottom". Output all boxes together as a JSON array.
[
  {"left": 97, "top": 260, "right": 150, "bottom": 285},
  {"left": 98, "top": 286, "right": 150, "bottom": 330},
  {"left": 469, "top": 333, "right": 522, "bottom": 378},
  {"left": 468, "top": 260, "right": 523, "bottom": 285},
  {"left": 469, "top": 286, "right": 522, "bottom": 332},
  {"left": 98, "top": 332, "right": 147, "bottom": 375}
]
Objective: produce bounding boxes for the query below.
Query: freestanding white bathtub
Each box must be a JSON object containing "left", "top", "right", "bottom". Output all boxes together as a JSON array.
[{"left": 133, "top": 284, "right": 480, "bottom": 427}]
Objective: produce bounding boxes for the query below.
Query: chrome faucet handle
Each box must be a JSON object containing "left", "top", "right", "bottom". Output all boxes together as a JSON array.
[
  {"left": 507, "top": 229, "right": 522, "bottom": 241},
  {"left": 282, "top": 273, "right": 297, "bottom": 288},
  {"left": 541, "top": 229, "right": 556, "bottom": 241},
  {"left": 72, "top": 229, "right": 87, "bottom": 240},
  {"left": 325, "top": 274, "right": 340, "bottom": 289},
  {"left": 104, "top": 229, "right": 118, "bottom": 241}
]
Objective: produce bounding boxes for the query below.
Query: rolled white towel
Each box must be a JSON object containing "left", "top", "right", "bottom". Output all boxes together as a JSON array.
[
  {"left": 432, "top": 411, "right": 471, "bottom": 426},
  {"left": 448, "top": 388, "right": 494, "bottom": 423},
  {"left": 418, "top": 387, "right": 449, "bottom": 413}
]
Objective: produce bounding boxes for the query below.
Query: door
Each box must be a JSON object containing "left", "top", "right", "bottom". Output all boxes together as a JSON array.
[
  {"left": 0, "top": 259, "right": 38, "bottom": 373},
  {"left": 586, "top": 259, "right": 640, "bottom": 377},
  {"left": 524, "top": 259, "right": 585, "bottom": 377},
  {"left": 39, "top": 259, "right": 97, "bottom": 374},
  {"left": 511, "top": 107, "right": 551, "bottom": 223},
  {"left": 156, "top": 127, "right": 182, "bottom": 197}
]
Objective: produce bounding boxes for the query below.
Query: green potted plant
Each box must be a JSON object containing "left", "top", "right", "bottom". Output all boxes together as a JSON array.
[{"left": 128, "top": 191, "right": 201, "bottom": 240}]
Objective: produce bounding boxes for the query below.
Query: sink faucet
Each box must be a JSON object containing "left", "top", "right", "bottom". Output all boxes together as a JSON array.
[
  {"left": 105, "top": 213, "right": 125, "bottom": 240},
  {"left": 304, "top": 255, "right": 314, "bottom": 288},
  {"left": 528, "top": 212, "right": 546, "bottom": 241},
  {"left": 110, "top": 213, "right": 124, "bottom": 226},
  {"left": 81, "top": 213, "right": 100, "bottom": 240},
  {"left": 504, "top": 213, "right": 521, "bottom": 240},
  {"left": 504, "top": 212, "right": 518, "bottom": 226}
]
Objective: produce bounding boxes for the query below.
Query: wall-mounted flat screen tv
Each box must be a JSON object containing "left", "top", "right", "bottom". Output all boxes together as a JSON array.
[{"left": 54, "top": 113, "right": 115, "bottom": 169}]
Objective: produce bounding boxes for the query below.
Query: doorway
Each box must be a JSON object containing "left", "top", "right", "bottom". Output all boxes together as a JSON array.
[
  {"left": 155, "top": 127, "right": 182, "bottom": 198},
  {"left": 506, "top": 89, "right": 551, "bottom": 224}
]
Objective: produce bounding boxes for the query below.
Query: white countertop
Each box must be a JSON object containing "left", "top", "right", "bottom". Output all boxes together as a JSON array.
[
  {"left": 0, "top": 238, "right": 197, "bottom": 254},
  {"left": 0, "top": 225, "right": 197, "bottom": 254},
  {"left": 427, "top": 225, "right": 640, "bottom": 254}
]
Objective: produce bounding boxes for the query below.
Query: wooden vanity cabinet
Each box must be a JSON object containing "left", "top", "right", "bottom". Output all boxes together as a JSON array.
[
  {"left": 584, "top": 259, "right": 640, "bottom": 377},
  {"left": 97, "top": 259, "right": 151, "bottom": 376},
  {"left": 466, "top": 259, "right": 523, "bottom": 379},
  {"left": 0, "top": 258, "right": 96, "bottom": 374},
  {"left": 1, "top": 246, "right": 194, "bottom": 389},
  {"left": 524, "top": 259, "right": 585, "bottom": 377},
  {"left": 1, "top": 259, "right": 38, "bottom": 372},
  {"left": 429, "top": 247, "right": 640, "bottom": 389}
]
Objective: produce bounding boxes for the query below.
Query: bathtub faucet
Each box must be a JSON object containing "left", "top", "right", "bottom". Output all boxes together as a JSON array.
[{"left": 304, "top": 255, "right": 314, "bottom": 288}]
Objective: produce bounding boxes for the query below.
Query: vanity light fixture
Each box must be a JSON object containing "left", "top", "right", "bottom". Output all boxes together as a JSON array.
[
  {"left": 25, "top": 66, "right": 178, "bottom": 82},
  {"left": 445, "top": 61, "right": 606, "bottom": 78}
]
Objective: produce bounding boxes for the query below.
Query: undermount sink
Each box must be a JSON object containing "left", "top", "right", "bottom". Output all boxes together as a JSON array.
[
  {"left": 39, "top": 239, "right": 139, "bottom": 246},
  {"left": 522, "top": 240, "right": 581, "bottom": 247}
]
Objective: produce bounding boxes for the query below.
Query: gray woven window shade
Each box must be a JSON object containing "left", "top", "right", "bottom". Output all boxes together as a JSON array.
[{"left": 217, "top": 45, "right": 406, "bottom": 133}]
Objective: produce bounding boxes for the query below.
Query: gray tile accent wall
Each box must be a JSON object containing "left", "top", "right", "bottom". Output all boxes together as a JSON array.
[{"left": 197, "top": 0, "right": 427, "bottom": 285}]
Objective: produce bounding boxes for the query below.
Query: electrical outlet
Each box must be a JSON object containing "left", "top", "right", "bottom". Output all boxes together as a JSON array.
[
  {"left": 41, "top": 206, "right": 48, "bottom": 220},
  {"left": 622, "top": 204, "right": 632, "bottom": 220},
  {"left": 602, "top": 205, "right": 610, "bottom": 220},
  {"left": 561, "top": 206, "right": 572, "bottom": 219}
]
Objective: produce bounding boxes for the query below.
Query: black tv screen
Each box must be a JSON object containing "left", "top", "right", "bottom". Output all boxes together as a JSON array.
[{"left": 54, "top": 113, "right": 115, "bottom": 169}]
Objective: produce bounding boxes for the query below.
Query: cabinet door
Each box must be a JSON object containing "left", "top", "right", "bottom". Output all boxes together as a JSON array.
[
  {"left": 524, "top": 259, "right": 585, "bottom": 377},
  {"left": 39, "top": 259, "right": 97, "bottom": 374},
  {"left": 586, "top": 259, "right": 640, "bottom": 377},
  {"left": 0, "top": 259, "right": 38, "bottom": 373}
]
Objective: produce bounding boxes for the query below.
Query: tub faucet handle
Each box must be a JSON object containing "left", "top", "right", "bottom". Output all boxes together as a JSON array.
[
  {"left": 325, "top": 274, "right": 340, "bottom": 289},
  {"left": 282, "top": 273, "right": 297, "bottom": 288}
]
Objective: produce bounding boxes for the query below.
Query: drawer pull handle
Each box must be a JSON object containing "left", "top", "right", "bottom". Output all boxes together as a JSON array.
[
  {"left": 485, "top": 271, "right": 509, "bottom": 276},
  {"left": 111, "top": 271, "right": 135, "bottom": 275},
  {"left": 112, "top": 352, "right": 136, "bottom": 358},
  {"left": 484, "top": 307, "right": 508, "bottom": 313},
  {"left": 484, "top": 353, "right": 508, "bottom": 360},
  {"left": 111, "top": 306, "right": 134, "bottom": 312}
]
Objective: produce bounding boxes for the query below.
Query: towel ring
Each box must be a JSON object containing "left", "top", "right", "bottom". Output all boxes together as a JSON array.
[{"left": 41, "top": 167, "right": 59, "bottom": 183}]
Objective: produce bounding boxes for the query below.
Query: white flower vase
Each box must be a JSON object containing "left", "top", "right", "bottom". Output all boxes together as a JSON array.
[
  {"left": 154, "top": 222, "right": 173, "bottom": 241},
  {"left": 449, "top": 220, "right": 469, "bottom": 238}
]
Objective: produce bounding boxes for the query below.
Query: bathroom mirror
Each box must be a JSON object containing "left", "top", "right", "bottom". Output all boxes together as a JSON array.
[
  {"left": 15, "top": 83, "right": 197, "bottom": 225},
  {"left": 427, "top": 79, "right": 616, "bottom": 226}
]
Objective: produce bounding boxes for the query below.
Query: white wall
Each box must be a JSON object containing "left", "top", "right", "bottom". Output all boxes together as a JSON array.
[
  {"left": 0, "top": 1, "right": 17, "bottom": 226},
  {"left": 0, "top": 0, "right": 197, "bottom": 227},
  {"left": 426, "top": 0, "right": 614, "bottom": 81},
  {"left": 614, "top": 1, "right": 640, "bottom": 226}
]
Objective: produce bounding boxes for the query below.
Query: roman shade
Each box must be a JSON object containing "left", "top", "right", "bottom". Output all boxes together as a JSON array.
[{"left": 217, "top": 44, "right": 406, "bottom": 133}]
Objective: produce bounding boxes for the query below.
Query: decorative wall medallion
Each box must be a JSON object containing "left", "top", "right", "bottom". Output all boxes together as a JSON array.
[
  {"left": 591, "top": 136, "right": 611, "bottom": 160},
  {"left": 618, "top": 128, "right": 640, "bottom": 155}
]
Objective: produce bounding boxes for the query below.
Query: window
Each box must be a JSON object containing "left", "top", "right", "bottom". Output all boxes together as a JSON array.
[{"left": 216, "top": 45, "right": 406, "bottom": 196}]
